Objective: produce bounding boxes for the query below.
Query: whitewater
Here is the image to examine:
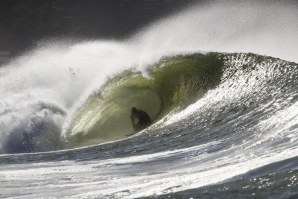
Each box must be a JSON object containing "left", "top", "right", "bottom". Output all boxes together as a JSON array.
[{"left": 1, "top": 1, "right": 298, "bottom": 198}]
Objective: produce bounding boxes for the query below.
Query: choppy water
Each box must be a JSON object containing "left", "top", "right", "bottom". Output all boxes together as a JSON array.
[{"left": 1, "top": 1, "right": 298, "bottom": 198}]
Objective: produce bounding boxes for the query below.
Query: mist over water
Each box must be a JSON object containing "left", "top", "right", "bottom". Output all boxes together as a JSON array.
[
  {"left": 135, "top": 0, "right": 298, "bottom": 63},
  {"left": 0, "top": 0, "right": 298, "bottom": 154}
]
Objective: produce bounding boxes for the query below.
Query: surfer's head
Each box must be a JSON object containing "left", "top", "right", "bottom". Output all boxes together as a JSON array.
[{"left": 132, "top": 107, "right": 137, "bottom": 113}]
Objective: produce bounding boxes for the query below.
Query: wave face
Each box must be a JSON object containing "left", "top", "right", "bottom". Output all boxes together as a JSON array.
[{"left": 1, "top": 0, "right": 298, "bottom": 198}]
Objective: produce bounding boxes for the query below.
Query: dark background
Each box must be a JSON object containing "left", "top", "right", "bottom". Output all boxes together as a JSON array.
[{"left": 0, "top": 0, "right": 196, "bottom": 57}]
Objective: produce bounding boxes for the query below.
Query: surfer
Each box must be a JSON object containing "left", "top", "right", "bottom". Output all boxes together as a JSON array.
[{"left": 130, "top": 107, "right": 152, "bottom": 131}]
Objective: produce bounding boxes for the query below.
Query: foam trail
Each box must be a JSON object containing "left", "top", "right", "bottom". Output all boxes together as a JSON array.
[{"left": 0, "top": 0, "right": 298, "bottom": 153}]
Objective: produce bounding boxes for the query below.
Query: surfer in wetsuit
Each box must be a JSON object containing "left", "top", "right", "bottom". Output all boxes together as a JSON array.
[{"left": 130, "top": 107, "right": 152, "bottom": 131}]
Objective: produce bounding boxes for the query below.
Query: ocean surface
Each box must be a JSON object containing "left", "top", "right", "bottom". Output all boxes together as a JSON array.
[{"left": 1, "top": 1, "right": 298, "bottom": 198}]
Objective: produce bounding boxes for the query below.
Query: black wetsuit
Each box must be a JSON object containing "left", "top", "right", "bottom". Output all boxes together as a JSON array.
[{"left": 130, "top": 107, "right": 152, "bottom": 131}]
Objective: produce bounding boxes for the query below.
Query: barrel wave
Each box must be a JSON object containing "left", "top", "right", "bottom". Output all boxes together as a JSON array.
[{"left": 67, "top": 53, "right": 223, "bottom": 146}]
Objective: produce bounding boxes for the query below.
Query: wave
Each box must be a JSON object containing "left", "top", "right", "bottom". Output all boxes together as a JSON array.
[
  {"left": 65, "top": 51, "right": 298, "bottom": 149},
  {"left": 1, "top": 49, "right": 297, "bottom": 154}
]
